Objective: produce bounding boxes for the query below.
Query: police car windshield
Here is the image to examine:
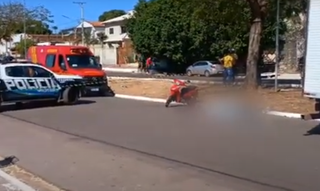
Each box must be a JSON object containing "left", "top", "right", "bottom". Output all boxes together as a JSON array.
[{"left": 66, "top": 55, "right": 99, "bottom": 68}]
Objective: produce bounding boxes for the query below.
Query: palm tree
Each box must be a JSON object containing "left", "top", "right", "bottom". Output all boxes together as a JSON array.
[{"left": 96, "top": 32, "right": 108, "bottom": 46}]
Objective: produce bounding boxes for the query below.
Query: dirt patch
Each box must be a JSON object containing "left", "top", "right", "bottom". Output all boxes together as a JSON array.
[
  {"left": 109, "top": 79, "right": 315, "bottom": 114},
  {"left": 110, "top": 79, "right": 172, "bottom": 98}
]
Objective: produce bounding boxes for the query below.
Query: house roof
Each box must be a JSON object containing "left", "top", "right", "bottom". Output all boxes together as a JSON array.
[
  {"left": 60, "top": 27, "right": 75, "bottom": 32},
  {"left": 102, "top": 10, "right": 135, "bottom": 24},
  {"left": 28, "top": 34, "right": 78, "bottom": 43},
  {"left": 75, "top": 21, "right": 104, "bottom": 28},
  {"left": 88, "top": 21, "right": 104, "bottom": 27}
]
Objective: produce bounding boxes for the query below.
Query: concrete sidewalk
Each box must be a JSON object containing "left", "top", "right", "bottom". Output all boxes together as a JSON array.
[
  {"left": 263, "top": 72, "right": 301, "bottom": 80},
  {"left": 103, "top": 63, "right": 139, "bottom": 73},
  {"left": 0, "top": 169, "right": 36, "bottom": 191},
  {"left": 104, "top": 67, "right": 139, "bottom": 73}
]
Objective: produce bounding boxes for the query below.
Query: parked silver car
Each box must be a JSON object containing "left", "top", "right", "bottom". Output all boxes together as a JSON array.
[{"left": 186, "top": 61, "right": 224, "bottom": 77}]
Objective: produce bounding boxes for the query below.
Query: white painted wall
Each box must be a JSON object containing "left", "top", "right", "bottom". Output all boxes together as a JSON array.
[
  {"left": 104, "top": 21, "right": 126, "bottom": 40},
  {"left": 90, "top": 44, "right": 117, "bottom": 66},
  {"left": 0, "top": 33, "right": 25, "bottom": 54}
]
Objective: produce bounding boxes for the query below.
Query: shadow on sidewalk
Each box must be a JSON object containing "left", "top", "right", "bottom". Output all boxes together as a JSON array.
[
  {"left": 0, "top": 156, "right": 19, "bottom": 168},
  {"left": 304, "top": 123, "right": 320, "bottom": 136}
]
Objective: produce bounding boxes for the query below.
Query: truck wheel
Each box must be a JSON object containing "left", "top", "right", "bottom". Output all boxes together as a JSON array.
[
  {"left": 100, "top": 86, "right": 115, "bottom": 97},
  {"left": 62, "top": 87, "right": 79, "bottom": 105}
]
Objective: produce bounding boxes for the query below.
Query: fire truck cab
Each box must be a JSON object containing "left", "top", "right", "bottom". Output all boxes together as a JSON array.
[{"left": 27, "top": 43, "right": 113, "bottom": 96}]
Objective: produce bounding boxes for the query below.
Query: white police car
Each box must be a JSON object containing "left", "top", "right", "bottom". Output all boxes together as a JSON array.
[{"left": 0, "top": 62, "right": 85, "bottom": 108}]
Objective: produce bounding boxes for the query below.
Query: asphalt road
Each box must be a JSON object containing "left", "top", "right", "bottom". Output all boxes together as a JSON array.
[
  {"left": 0, "top": 98, "right": 319, "bottom": 191},
  {"left": 107, "top": 72, "right": 301, "bottom": 85}
]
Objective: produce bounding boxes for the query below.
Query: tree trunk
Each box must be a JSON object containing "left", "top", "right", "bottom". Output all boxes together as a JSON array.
[
  {"left": 246, "top": 18, "right": 263, "bottom": 89},
  {"left": 245, "top": 0, "right": 267, "bottom": 89}
]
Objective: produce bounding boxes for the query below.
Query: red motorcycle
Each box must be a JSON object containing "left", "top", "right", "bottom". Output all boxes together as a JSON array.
[{"left": 165, "top": 79, "right": 199, "bottom": 107}]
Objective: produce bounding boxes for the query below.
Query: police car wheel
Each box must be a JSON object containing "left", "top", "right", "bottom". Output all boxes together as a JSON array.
[
  {"left": 15, "top": 102, "right": 23, "bottom": 108},
  {"left": 62, "top": 87, "right": 79, "bottom": 105}
]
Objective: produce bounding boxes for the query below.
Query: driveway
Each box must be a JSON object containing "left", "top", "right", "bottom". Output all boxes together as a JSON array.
[{"left": 0, "top": 97, "right": 319, "bottom": 191}]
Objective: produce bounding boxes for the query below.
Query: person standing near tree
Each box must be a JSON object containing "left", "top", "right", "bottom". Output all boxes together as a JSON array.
[
  {"left": 220, "top": 49, "right": 236, "bottom": 85},
  {"left": 230, "top": 48, "right": 238, "bottom": 83},
  {"left": 146, "top": 56, "right": 152, "bottom": 73},
  {"left": 137, "top": 54, "right": 144, "bottom": 73}
]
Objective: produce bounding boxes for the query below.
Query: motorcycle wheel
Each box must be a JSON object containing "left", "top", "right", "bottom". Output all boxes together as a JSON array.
[{"left": 165, "top": 95, "right": 174, "bottom": 107}]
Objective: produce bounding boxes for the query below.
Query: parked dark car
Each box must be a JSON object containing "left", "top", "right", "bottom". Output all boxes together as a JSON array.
[{"left": 148, "top": 57, "right": 186, "bottom": 74}]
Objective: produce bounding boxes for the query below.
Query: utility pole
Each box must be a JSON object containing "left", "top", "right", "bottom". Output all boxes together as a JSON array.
[
  {"left": 23, "top": 0, "right": 27, "bottom": 58},
  {"left": 73, "top": 1, "right": 86, "bottom": 45},
  {"left": 274, "top": 0, "right": 280, "bottom": 91}
]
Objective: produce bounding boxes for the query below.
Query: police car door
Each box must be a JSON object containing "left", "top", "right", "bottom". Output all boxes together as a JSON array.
[
  {"left": 4, "top": 65, "right": 61, "bottom": 100},
  {"left": 24, "top": 65, "right": 61, "bottom": 98}
]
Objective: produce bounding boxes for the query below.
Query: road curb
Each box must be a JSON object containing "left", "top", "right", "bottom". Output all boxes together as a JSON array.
[
  {"left": 115, "top": 94, "right": 309, "bottom": 119},
  {"left": 0, "top": 169, "right": 36, "bottom": 191},
  {"left": 104, "top": 68, "right": 138, "bottom": 73},
  {"left": 265, "top": 111, "right": 302, "bottom": 118}
]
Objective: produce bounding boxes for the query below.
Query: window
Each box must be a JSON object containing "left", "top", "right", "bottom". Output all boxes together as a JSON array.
[
  {"left": 196, "top": 62, "right": 207, "bottom": 66},
  {"left": 121, "top": 26, "right": 127, "bottom": 34},
  {"left": 58, "top": 55, "right": 66, "bottom": 69},
  {"left": 193, "top": 62, "right": 205, "bottom": 67},
  {"left": 66, "top": 55, "right": 99, "bottom": 68},
  {"left": 25, "top": 66, "right": 52, "bottom": 78},
  {"left": 5, "top": 66, "right": 52, "bottom": 78},
  {"left": 5, "top": 66, "right": 25, "bottom": 77},
  {"left": 109, "top": 28, "right": 114, "bottom": 34},
  {"left": 45, "top": 54, "right": 56, "bottom": 67}
]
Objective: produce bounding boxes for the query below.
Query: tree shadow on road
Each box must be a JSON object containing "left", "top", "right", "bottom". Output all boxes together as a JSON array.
[
  {"left": 304, "top": 123, "right": 320, "bottom": 136},
  {"left": 0, "top": 100, "right": 96, "bottom": 113}
]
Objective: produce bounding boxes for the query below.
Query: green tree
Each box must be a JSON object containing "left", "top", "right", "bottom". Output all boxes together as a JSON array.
[
  {"left": 0, "top": 2, "right": 53, "bottom": 42},
  {"left": 96, "top": 32, "right": 108, "bottom": 46},
  {"left": 98, "top": 10, "right": 126, "bottom": 22},
  {"left": 127, "top": 0, "right": 306, "bottom": 83},
  {"left": 127, "top": 0, "right": 252, "bottom": 65},
  {"left": 245, "top": 0, "right": 307, "bottom": 88},
  {"left": 15, "top": 39, "right": 35, "bottom": 57},
  {"left": 127, "top": 0, "right": 197, "bottom": 65}
]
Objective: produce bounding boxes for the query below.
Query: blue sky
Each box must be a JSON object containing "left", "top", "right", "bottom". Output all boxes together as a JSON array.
[{"left": 23, "top": 0, "right": 137, "bottom": 30}]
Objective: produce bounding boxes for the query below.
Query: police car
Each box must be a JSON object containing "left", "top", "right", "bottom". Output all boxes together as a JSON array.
[{"left": 0, "top": 61, "right": 85, "bottom": 108}]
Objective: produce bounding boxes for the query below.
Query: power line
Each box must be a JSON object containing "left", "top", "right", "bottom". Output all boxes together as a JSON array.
[{"left": 73, "top": 1, "right": 86, "bottom": 45}]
